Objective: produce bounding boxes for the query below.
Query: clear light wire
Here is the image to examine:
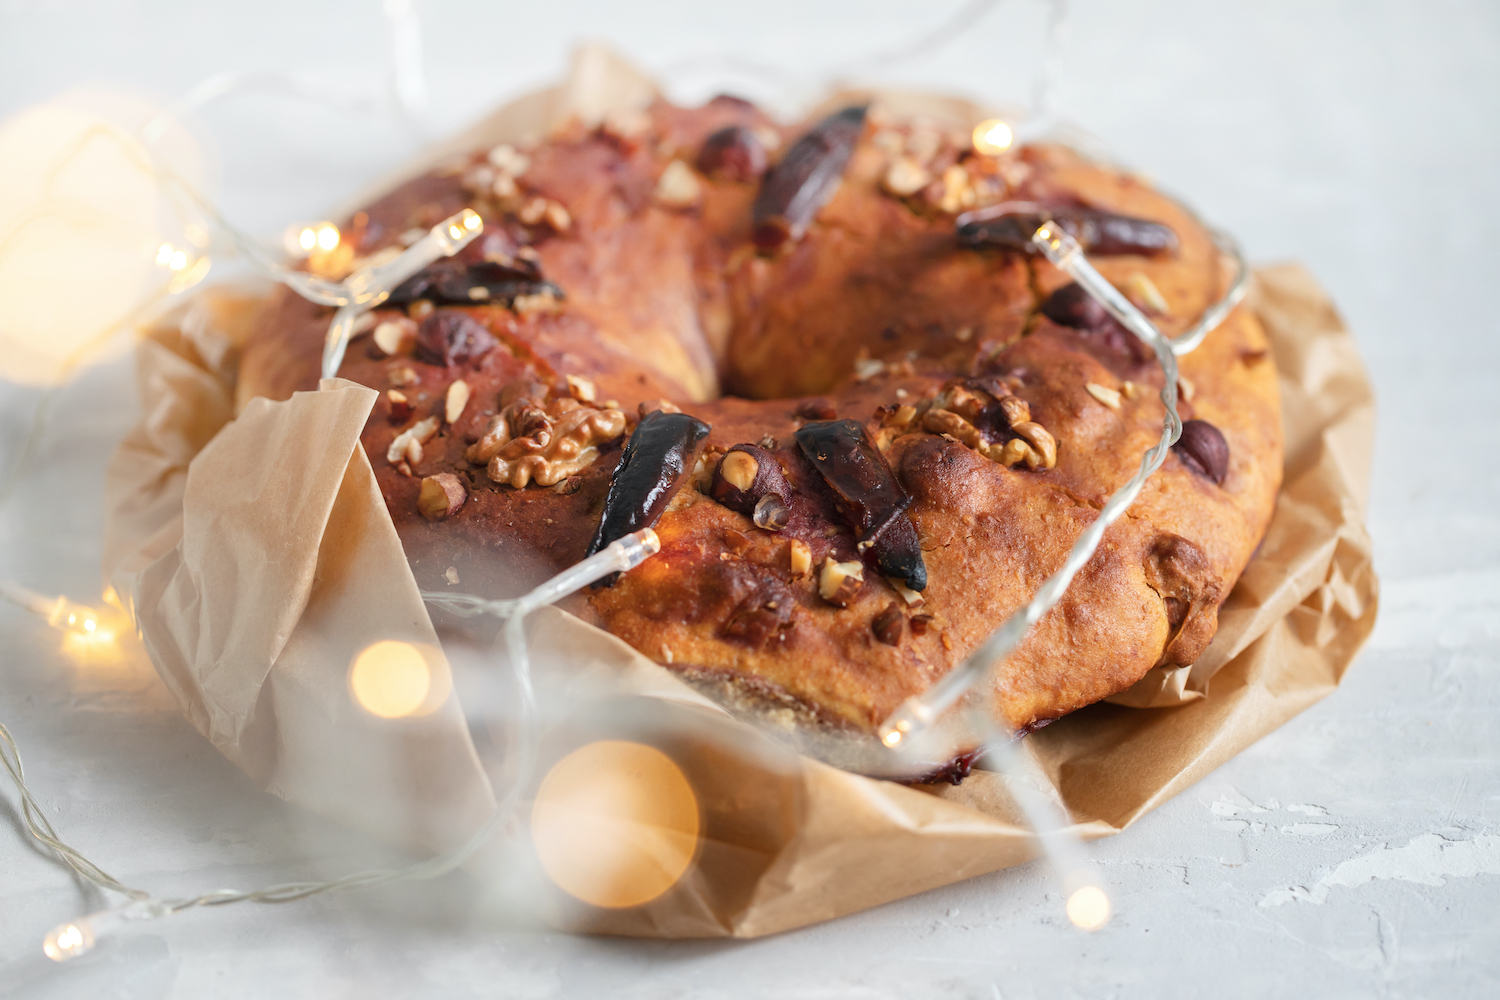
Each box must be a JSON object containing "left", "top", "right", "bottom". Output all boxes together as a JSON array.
[
  {"left": 878, "top": 221, "right": 1186, "bottom": 749},
  {"left": 319, "top": 208, "right": 483, "bottom": 379},
  {"left": 5, "top": 531, "right": 661, "bottom": 961}
]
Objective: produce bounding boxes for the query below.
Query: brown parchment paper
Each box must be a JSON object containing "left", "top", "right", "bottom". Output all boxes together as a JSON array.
[{"left": 101, "top": 48, "right": 1378, "bottom": 937}]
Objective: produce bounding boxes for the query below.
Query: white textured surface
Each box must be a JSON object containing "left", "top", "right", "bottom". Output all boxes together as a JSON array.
[{"left": 1, "top": 2, "right": 1498, "bottom": 996}]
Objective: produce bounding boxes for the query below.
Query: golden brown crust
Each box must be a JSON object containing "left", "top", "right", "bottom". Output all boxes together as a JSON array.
[{"left": 239, "top": 96, "right": 1282, "bottom": 744}]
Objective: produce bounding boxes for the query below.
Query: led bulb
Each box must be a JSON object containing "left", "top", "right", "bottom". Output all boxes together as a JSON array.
[
  {"left": 972, "top": 118, "right": 1014, "bottom": 155},
  {"left": 42, "top": 920, "right": 95, "bottom": 962},
  {"left": 1066, "top": 885, "right": 1111, "bottom": 931}
]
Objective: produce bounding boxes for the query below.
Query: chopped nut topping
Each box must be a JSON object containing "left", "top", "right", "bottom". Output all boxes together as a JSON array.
[
  {"left": 954, "top": 325, "right": 973, "bottom": 342},
  {"left": 719, "top": 450, "right": 759, "bottom": 491},
  {"left": 374, "top": 318, "right": 417, "bottom": 357},
  {"left": 1085, "top": 381, "right": 1122, "bottom": 410},
  {"left": 544, "top": 201, "right": 571, "bottom": 232},
  {"left": 389, "top": 366, "right": 418, "bottom": 388},
  {"left": 467, "top": 388, "right": 626, "bottom": 489},
  {"left": 512, "top": 290, "right": 562, "bottom": 315},
  {"left": 564, "top": 374, "right": 597, "bottom": 403},
  {"left": 872, "top": 602, "right": 905, "bottom": 646},
  {"left": 639, "top": 398, "right": 682, "bottom": 417},
  {"left": 408, "top": 299, "right": 435, "bottom": 321},
  {"left": 788, "top": 538, "right": 812, "bottom": 577},
  {"left": 997, "top": 438, "right": 1039, "bottom": 468},
  {"left": 486, "top": 143, "right": 531, "bottom": 177},
  {"left": 935, "top": 164, "right": 976, "bottom": 214},
  {"left": 888, "top": 576, "right": 925, "bottom": 607},
  {"left": 1011, "top": 421, "right": 1058, "bottom": 469},
  {"left": 419, "top": 473, "right": 467, "bottom": 520},
  {"left": 1123, "top": 271, "right": 1169, "bottom": 315},
  {"left": 1178, "top": 376, "right": 1196, "bottom": 402},
  {"left": 818, "top": 557, "right": 864, "bottom": 607},
  {"left": 386, "top": 389, "right": 412, "bottom": 422},
  {"left": 492, "top": 174, "right": 520, "bottom": 201},
  {"left": 603, "top": 106, "right": 651, "bottom": 141},
  {"left": 853, "top": 357, "right": 886, "bottom": 380},
  {"left": 654, "top": 160, "right": 703, "bottom": 209},
  {"left": 882, "top": 157, "right": 933, "bottom": 197},
  {"left": 923, "top": 408, "right": 983, "bottom": 449},
  {"left": 388, "top": 416, "right": 440, "bottom": 466},
  {"left": 1121, "top": 380, "right": 1143, "bottom": 400},
  {"left": 444, "top": 565, "right": 460, "bottom": 585},
  {"left": 445, "top": 379, "right": 470, "bottom": 424}
]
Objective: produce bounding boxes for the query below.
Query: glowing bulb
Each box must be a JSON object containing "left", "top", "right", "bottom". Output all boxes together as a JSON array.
[
  {"left": 155, "top": 243, "right": 173, "bottom": 265},
  {"left": 448, "top": 224, "right": 463, "bottom": 240},
  {"left": 298, "top": 227, "right": 316, "bottom": 251},
  {"left": 1066, "top": 885, "right": 1111, "bottom": 931},
  {"left": 348, "top": 640, "right": 448, "bottom": 718},
  {"left": 315, "top": 223, "right": 340, "bottom": 251},
  {"left": 532, "top": 741, "right": 700, "bottom": 909},
  {"left": 883, "top": 730, "right": 902, "bottom": 747},
  {"left": 462, "top": 211, "right": 481, "bottom": 230},
  {"left": 972, "top": 118, "right": 1014, "bottom": 155},
  {"left": 43, "top": 920, "right": 94, "bottom": 962}
]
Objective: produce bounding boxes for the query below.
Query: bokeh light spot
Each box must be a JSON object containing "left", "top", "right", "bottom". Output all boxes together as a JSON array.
[
  {"left": 349, "top": 640, "right": 447, "bottom": 719},
  {"left": 1066, "top": 884, "right": 1111, "bottom": 930},
  {"left": 532, "top": 740, "right": 699, "bottom": 909}
]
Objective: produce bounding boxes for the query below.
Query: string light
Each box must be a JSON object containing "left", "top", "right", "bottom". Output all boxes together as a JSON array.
[
  {"left": 0, "top": 581, "right": 121, "bottom": 642},
  {"left": 3, "top": 530, "right": 662, "bottom": 961},
  {"left": 878, "top": 214, "right": 1239, "bottom": 751},
  {"left": 971, "top": 118, "right": 1014, "bottom": 154}
]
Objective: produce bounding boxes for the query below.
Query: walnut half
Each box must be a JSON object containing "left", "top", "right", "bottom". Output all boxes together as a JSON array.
[{"left": 466, "top": 385, "right": 626, "bottom": 488}]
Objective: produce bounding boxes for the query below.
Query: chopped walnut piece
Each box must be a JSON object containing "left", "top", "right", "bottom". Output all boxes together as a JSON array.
[
  {"left": 923, "top": 408, "right": 983, "bottom": 449},
  {"left": 1011, "top": 421, "right": 1058, "bottom": 468},
  {"left": 388, "top": 416, "right": 440, "bottom": 466},
  {"left": 468, "top": 390, "right": 626, "bottom": 489},
  {"left": 998, "top": 396, "right": 1030, "bottom": 426},
  {"left": 818, "top": 557, "right": 864, "bottom": 607},
  {"left": 1085, "top": 381, "right": 1122, "bottom": 410},
  {"left": 389, "top": 366, "right": 418, "bottom": 388},
  {"left": 419, "top": 473, "right": 467, "bottom": 520},
  {"left": 654, "top": 160, "right": 702, "bottom": 209}
]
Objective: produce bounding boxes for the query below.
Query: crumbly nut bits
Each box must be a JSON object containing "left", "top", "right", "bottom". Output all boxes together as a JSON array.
[
  {"left": 655, "top": 160, "right": 703, "bottom": 209},
  {"left": 819, "top": 557, "right": 864, "bottom": 607},
  {"left": 419, "top": 473, "right": 467, "bottom": 520}
]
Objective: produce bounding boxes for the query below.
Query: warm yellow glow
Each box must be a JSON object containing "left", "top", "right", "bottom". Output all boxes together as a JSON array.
[
  {"left": 532, "top": 740, "right": 700, "bottom": 909},
  {"left": 299, "top": 227, "right": 317, "bottom": 251},
  {"left": 348, "top": 640, "right": 448, "bottom": 719},
  {"left": 315, "top": 223, "right": 339, "bottom": 252},
  {"left": 883, "top": 730, "right": 902, "bottom": 747},
  {"left": 972, "top": 118, "right": 1014, "bottom": 155},
  {"left": 447, "top": 223, "right": 463, "bottom": 240},
  {"left": 43, "top": 921, "right": 93, "bottom": 962},
  {"left": 1066, "top": 885, "right": 1111, "bottom": 930},
  {"left": 0, "top": 91, "right": 206, "bottom": 385}
]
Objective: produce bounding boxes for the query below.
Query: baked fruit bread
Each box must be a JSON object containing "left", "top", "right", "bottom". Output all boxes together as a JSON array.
[{"left": 239, "top": 95, "right": 1282, "bottom": 777}]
